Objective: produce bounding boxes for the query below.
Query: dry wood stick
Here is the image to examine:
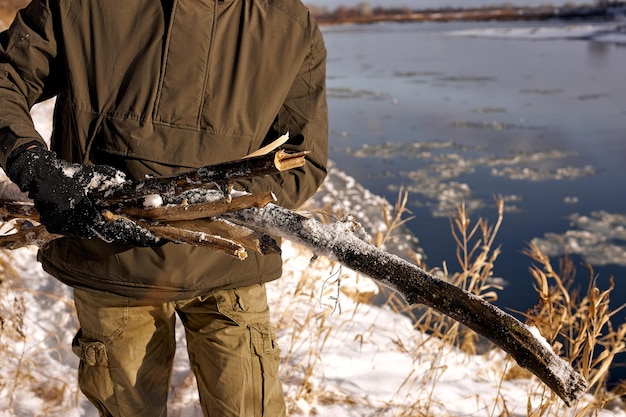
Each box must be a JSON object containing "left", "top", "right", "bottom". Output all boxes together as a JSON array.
[
  {"left": 93, "top": 150, "right": 308, "bottom": 205},
  {"left": 0, "top": 221, "right": 60, "bottom": 250},
  {"left": 0, "top": 200, "right": 39, "bottom": 222},
  {"left": 166, "top": 218, "right": 281, "bottom": 256},
  {"left": 227, "top": 204, "right": 589, "bottom": 406},
  {"left": 101, "top": 211, "right": 248, "bottom": 259},
  {"left": 118, "top": 192, "right": 277, "bottom": 222}
]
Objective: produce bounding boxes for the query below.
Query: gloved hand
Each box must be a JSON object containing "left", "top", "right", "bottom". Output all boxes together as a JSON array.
[{"left": 6, "top": 143, "right": 161, "bottom": 246}]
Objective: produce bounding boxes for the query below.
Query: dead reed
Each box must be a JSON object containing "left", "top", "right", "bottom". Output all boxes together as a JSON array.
[
  {"left": 0, "top": 188, "right": 624, "bottom": 416},
  {"left": 520, "top": 244, "right": 626, "bottom": 416},
  {"left": 277, "top": 193, "right": 625, "bottom": 416}
]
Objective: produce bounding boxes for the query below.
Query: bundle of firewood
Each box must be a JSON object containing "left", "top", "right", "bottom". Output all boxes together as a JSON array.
[
  {"left": 0, "top": 150, "right": 588, "bottom": 407},
  {"left": 0, "top": 149, "right": 305, "bottom": 256}
]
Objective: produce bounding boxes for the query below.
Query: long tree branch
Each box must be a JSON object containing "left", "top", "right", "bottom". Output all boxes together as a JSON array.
[
  {"left": 0, "top": 150, "right": 589, "bottom": 405},
  {"left": 0, "top": 197, "right": 590, "bottom": 405},
  {"left": 226, "top": 204, "right": 589, "bottom": 406}
]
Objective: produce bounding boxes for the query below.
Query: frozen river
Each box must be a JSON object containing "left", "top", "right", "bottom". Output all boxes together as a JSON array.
[{"left": 322, "top": 19, "right": 626, "bottom": 319}]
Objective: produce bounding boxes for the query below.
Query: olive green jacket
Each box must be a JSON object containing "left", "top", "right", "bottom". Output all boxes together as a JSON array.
[{"left": 0, "top": 0, "right": 328, "bottom": 300}]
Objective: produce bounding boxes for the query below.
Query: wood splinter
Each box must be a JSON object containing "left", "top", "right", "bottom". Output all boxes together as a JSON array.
[{"left": 0, "top": 221, "right": 60, "bottom": 250}]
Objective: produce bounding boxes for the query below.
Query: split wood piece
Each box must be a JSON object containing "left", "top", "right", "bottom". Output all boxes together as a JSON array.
[
  {"left": 94, "top": 150, "right": 309, "bottom": 206},
  {"left": 118, "top": 192, "right": 277, "bottom": 222},
  {"left": 102, "top": 211, "right": 248, "bottom": 260},
  {"left": 0, "top": 199, "right": 279, "bottom": 257},
  {"left": 0, "top": 200, "right": 39, "bottom": 222},
  {"left": 167, "top": 218, "right": 281, "bottom": 256},
  {"left": 243, "top": 133, "right": 290, "bottom": 158},
  {"left": 227, "top": 204, "right": 589, "bottom": 407},
  {"left": 0, "top": 222, "right": 60, "bottom": 250},
  {"left": 0, "top": 195, "right": 590, "bottom": 404}
]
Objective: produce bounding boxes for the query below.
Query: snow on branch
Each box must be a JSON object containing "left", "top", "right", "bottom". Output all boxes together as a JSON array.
[{"left": 0, "top": 151, "right": 588, "bottom": 406}]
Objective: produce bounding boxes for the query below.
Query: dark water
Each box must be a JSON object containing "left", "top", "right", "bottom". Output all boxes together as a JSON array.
[{"left": 323, "top": 20, "right": 626, "bottom": 381}]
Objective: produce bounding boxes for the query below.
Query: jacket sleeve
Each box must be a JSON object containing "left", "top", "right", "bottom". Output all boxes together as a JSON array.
[
  {"left": 236, "top": 22, "right": 328, "bottom": 210},
  {"left": 0, "top": 0, "right": 63, "bottom": 169}
]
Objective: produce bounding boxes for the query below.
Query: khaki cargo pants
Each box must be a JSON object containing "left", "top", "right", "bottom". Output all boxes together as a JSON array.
[{"left": 71, "top": 283, "right": 286, "bottom": 417}]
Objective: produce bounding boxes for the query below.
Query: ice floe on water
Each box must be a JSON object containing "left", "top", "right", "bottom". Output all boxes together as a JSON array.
[
  {"left": 446, "top": 22, "right": 626, "bottom": 44},
  {"left": 531, "top": 211, "right": 626, "bottom": 266},
  {"left": 491, "top": 164, "right": 596, "bottom": 181},
  {"left": 333, "top": 135, "right": 625, "bottom": 269},
  {"left": 334, "top": 140, "right": 593, "bottom": 218}
]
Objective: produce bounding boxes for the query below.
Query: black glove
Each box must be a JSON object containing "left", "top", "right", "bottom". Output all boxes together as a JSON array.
[{"left": 6, "top": 144, "right": 160, "bottom": 246}]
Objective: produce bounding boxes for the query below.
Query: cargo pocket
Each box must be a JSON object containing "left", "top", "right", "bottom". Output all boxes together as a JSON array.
[
  {"left": 215, "top": 284, "right": 270, "bottom": 326},
  {"left": 72, "top": 330, "right": 108, "bottom": 366},
  {"left": 71, "top": 330, "right": 117, "bottom": 413},
  {"left": 249, "top": 323, "right": 285, "bottom": 416}
]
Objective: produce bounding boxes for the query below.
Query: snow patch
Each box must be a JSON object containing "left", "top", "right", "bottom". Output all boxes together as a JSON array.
[
  {"left": 61, "top": 165, "right": 79, "bottom": 178},
  {"left": 143, "top": 194, "right": 164, "bottom": 208},
  {"left": 446, "top": 22, "right": 626, "bottom": 44}
]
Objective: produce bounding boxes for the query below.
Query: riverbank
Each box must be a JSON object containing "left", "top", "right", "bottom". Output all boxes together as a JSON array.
[
  {"left": 2, "top": 3, "right": 625, "bottom": 30},
  {"left": 314, "top": 2, "right": 626, "bottom": 25}
]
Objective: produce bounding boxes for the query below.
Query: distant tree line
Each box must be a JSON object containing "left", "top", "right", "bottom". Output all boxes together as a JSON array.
[
  {"left": 306, "top": 3, "right": 413, "bottom": 19},
  {"left": 305, "top": 1, "right": 626, "bottom": 24}
]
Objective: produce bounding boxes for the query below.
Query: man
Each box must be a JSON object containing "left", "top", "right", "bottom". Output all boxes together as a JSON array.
[{"left": 0, "top": 0, "right": 328, "bottom": 416}]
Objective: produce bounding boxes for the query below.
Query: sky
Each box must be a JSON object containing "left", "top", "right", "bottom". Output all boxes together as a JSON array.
[{"left": 305, "top": 0, "right": 592, "bottom": 10}]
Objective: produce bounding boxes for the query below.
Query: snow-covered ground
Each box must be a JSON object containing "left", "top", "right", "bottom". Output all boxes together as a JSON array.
[
  {"left": 3, "top": 20, "right": 626, "bottom": 413},
  {"left": 1, "top": 99, "right": 625, "bottom": 416},
  {"left": 1, "top": 214, "right": 625, "bottom": 417}
]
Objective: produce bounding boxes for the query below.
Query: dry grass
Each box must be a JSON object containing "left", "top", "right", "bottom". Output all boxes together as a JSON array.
[
  {"left": 1, "top": 5, "right": 623, "bottom": 415},
  {"left": 520, "top": 245, "right": 626, "bottom": 416},
  {"left": 0, "top": 247, "right": 81, "bottom": 415},
  {"left": 274, "top": 193, "right": 625, "bottom": 416},
  {"left": 1, "top": 183, "right": 625, "bottom": 415},
  {"left": 383, "top": 196, "right": 625, "bottom": 416},
  {"left": 0, "top": 253, "right": 27, "bottom": 406}
]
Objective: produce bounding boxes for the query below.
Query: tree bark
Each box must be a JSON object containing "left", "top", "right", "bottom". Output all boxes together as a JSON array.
[
  {"left": 93, "top": 150, "right": 308, "bottom": 205},
  {"left": 0, "top": 150, "right": 589, "bottom": 405},
  {"left": 118, "top": 191, "right": 277, "bottom": 221},
  {"left": 227, "top": 204, "right": 589, "bottom": 407}
]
